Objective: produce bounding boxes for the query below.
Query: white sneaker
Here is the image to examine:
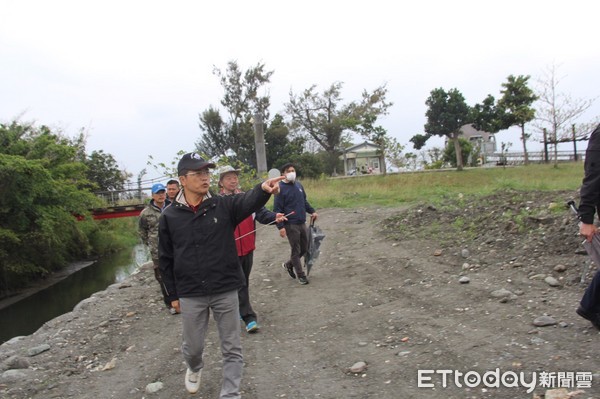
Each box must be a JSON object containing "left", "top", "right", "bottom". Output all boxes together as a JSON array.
[{"left": 185, "top": 368, "right": 201, "bottom": 394}]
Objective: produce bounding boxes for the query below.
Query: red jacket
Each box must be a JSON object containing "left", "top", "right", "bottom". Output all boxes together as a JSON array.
[
  {"left": 220, "top": 189, "right": 277, "bottom": 257},
  {"left": 234, "top": 215, "right": 256, "bottom": 256}
]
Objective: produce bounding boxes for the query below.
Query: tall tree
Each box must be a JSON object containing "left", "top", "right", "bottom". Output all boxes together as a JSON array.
[
  {"left": 285, "top": 82, "right": 392, "bottom": 175},
  {"left": 197, "top": 61, "right": 273, "bottom": 167},
  {"left": 85, "top": 150, "right": 129, "bottom": 192},
  {"left": 196, "top": 106, "right": 230, "bottom": 157},
  {"left": 412, "top": 88, "right": 470, "bottom": 171},
  {"left": 264, "top": 114, "right": 305, "bottom": 169},
  {"left": 534, "top": 63, "right": 597, "bottom": 165},
  {"left": 496, "top": 75, "right": 538, "bottom": 165}
]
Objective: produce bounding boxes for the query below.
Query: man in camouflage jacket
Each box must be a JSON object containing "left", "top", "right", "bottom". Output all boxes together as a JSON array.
[{"left": 139, "top": 183, "right": 174, "bottom": 314}]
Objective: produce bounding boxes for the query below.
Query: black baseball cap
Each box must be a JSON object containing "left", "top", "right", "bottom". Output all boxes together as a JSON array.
[{"left": 177, "top": 153, "right": 216, "bottom": 176}]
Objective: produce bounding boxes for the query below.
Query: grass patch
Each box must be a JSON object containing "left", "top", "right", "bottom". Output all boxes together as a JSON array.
[{"left": 300, "top": 163, "right": 583, "bottom": 209}]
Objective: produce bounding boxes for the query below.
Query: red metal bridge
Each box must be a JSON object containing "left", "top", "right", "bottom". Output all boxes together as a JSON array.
[
  {"left": 90, "top": 204, "right": 147, "bottom": 220},
  {"left": 80, "top": 186, "right": 156, "bottom": 220},
  {"left": 75, "top": 204, "right": 146, "bottom": 220}
]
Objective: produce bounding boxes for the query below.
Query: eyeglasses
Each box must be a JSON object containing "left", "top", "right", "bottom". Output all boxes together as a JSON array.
[{"left": 186, "top": 170, "right": 211, "bottom": 178}]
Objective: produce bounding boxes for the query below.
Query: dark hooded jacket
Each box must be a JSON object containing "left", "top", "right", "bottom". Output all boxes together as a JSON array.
[
  {"left": 579, "top": 124, "right": 600, "bottom": 224},
  {"left": 273, "top": 180, "right": 315, "bottom": 229},
  {"left": 158, "top": 184, "right": 270, "bottom": 301}
]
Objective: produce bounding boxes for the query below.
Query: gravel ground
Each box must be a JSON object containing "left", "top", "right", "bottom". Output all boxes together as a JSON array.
[{"left": 1, "top": 189, "right": 599, "bottom": 399}]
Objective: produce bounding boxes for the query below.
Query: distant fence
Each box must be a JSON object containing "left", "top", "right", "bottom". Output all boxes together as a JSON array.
[
  {"left": 94, "top": 187, "right": 153, "bottom": 206},
  {"left": 486, "top": 150, "right": 586, "bottom": 165}
]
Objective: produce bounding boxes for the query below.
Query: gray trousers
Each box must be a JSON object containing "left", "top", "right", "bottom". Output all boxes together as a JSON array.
[{"left": 180, "top": 290, "right": 242, "bottom": 399}]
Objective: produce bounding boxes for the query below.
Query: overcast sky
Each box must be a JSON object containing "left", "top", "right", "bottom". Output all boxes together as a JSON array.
[{"left": 2, "top": 0, "right": 599, "bottom": 182}]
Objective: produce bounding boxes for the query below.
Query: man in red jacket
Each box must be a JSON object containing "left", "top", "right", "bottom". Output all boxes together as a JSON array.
[{"left": 218, "top": 165, "right": 285, "bottom": 333}]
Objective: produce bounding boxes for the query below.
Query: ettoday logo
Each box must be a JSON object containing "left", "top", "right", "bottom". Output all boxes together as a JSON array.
[{"left": 418, "top": 369, "right": 593, "bottom": 394}]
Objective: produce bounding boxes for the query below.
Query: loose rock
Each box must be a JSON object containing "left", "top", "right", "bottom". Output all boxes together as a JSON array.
[{"left": 533, "top": 315, "right": 558, "bottom": 327}]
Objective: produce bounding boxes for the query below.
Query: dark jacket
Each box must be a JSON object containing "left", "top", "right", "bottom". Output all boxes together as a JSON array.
[
  {"left": 274, "top": 180, "right": 315, "bottom": 228},
  {"left": 158, "top": 184, "right": 271, "bottom": 301},
  {"left": 579, "top": 124, "right": 600, "bottom": 224}
]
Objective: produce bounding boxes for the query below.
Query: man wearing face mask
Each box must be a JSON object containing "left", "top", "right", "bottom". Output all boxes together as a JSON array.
[{"left": 274, "top": 163, "right": 318, "bottom": 285}]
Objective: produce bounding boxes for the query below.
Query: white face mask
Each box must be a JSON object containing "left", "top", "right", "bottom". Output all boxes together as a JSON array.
[{"left": 285, "top": 172, "right": 296, "bottom": 182}]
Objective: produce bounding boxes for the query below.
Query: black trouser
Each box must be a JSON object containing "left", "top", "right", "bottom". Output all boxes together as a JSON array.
[
  {"left": 238, "top": 252, "right": 257, "bottom": 324},
  {"left": 581, "top": 269, "right": 600, "bottom": 313},
  {"left": 153, "top": 258, "right": 171, "bottom": 308},
  {"left": 284, "top": 223, "right": 308, "bottom": 278}
]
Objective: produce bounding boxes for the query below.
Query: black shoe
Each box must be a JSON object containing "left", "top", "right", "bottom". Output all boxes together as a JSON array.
[
  {"left": 298, "top": 276, "right": 309, "bottom": 285},
  {"left": 576, "top": 306, "right": 600, "bottom": 330},
  {"left": 282, "top": 262, "right": 296, "bottom": 279}
]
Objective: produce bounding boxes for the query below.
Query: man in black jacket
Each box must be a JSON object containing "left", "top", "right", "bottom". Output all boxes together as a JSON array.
[
  {"left": 577, "top": 123, "right": 600, "bottom": 330},
  {"left": 158, "top": 153, "right": 283, "bottom": 396},
  {"left": 274, "top": 162, "right": 318, "bottom": 285}
]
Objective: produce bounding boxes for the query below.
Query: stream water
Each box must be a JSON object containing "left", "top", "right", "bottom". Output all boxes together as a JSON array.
[{"left": 0, "top": 244, "right": 148, "bottom": 344}]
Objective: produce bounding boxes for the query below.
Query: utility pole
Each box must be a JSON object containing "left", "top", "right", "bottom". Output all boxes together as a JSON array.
[
  {"left": 253, "top": 113, "right": 268, "bottom": 174},
  {"left": 137, "top": 169, "right": 146, "bottom": 202}
]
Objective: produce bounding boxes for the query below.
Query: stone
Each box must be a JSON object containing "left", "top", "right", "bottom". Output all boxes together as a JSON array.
[
  {"left": 102, "top": 357, "right": 117, "bottom": 371},
  {"left": 553, "top": 264, "right": 567, "bottom": 273},
  {"left": 490, "top": 288, "right": 514, "bottom": 299},
  {"left": 27, "top": 344, "right": 51, "bottom": 357},
  {"left": 533, "top": 315, "right": 558, "bottom": 327},
  {"left": 145, "top": 381, "right": 164, "bottom": 393},
  {"left": 529, "top": 273, "right": 546, "bottom": 280},
  {"left": 544, "top": 276, "right": 560, "bottom": 287},
  {"left": 4, "top": 356, "right": 30, "bottom": 370},
  {"left": 1, "top": 369, "right": 27, "bottom": 381},
  {"left": 350, "top": 361, "right": 367, "bottom": 373}
]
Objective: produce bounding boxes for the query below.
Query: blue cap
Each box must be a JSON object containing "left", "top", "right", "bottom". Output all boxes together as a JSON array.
[{"left": 151, "top": 183, "right": 166, "bottom": 194}]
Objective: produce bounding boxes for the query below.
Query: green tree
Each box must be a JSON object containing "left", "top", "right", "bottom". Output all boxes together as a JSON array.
[
  {"left": 0, "top": 121, "right": 137, "bottom": 297},
  {"left": 496, "top": 75, "right": 538, "bottom": 165},
  {"left": 196, "top": 106, "right": 230, "bottom": 158},
  {"left": 197, "top": 61, "right": 274, "bottom": 168},
  {"left": 264, "top": 114, "right": 306, "bottom": 169},
  {"left": 0, "top": 120, "right": 35, "bottom": 156},
  {"left": 443, "top": 138, "right": 473, "bottom": 168},
  {"left": 285, "top": 82, "right": 392, "bottom": 175},
  {"left": 412, "top": 88, "right": 470, "bottom": 171},
  {"left": 85, "top": 150, "right": 129, "bottom": 192},
  {"left": 273, "top": 152, "right": 324, "bottom": 179},
  {"left": 471, "top": 94, "right": 504, "bottom": 134},
  {"left": 0, "top": 122, "right": 103, "bottom": 295}
]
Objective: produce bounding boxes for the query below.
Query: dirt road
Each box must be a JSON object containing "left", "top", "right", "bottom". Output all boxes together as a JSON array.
[{"left": 1, "top": 194, "right": 599, "bottom": 398}]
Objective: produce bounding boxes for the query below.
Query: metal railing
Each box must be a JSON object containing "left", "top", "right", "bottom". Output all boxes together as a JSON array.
[{"left": 486, "top": 150, "right": 586, "bottom": 165}]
